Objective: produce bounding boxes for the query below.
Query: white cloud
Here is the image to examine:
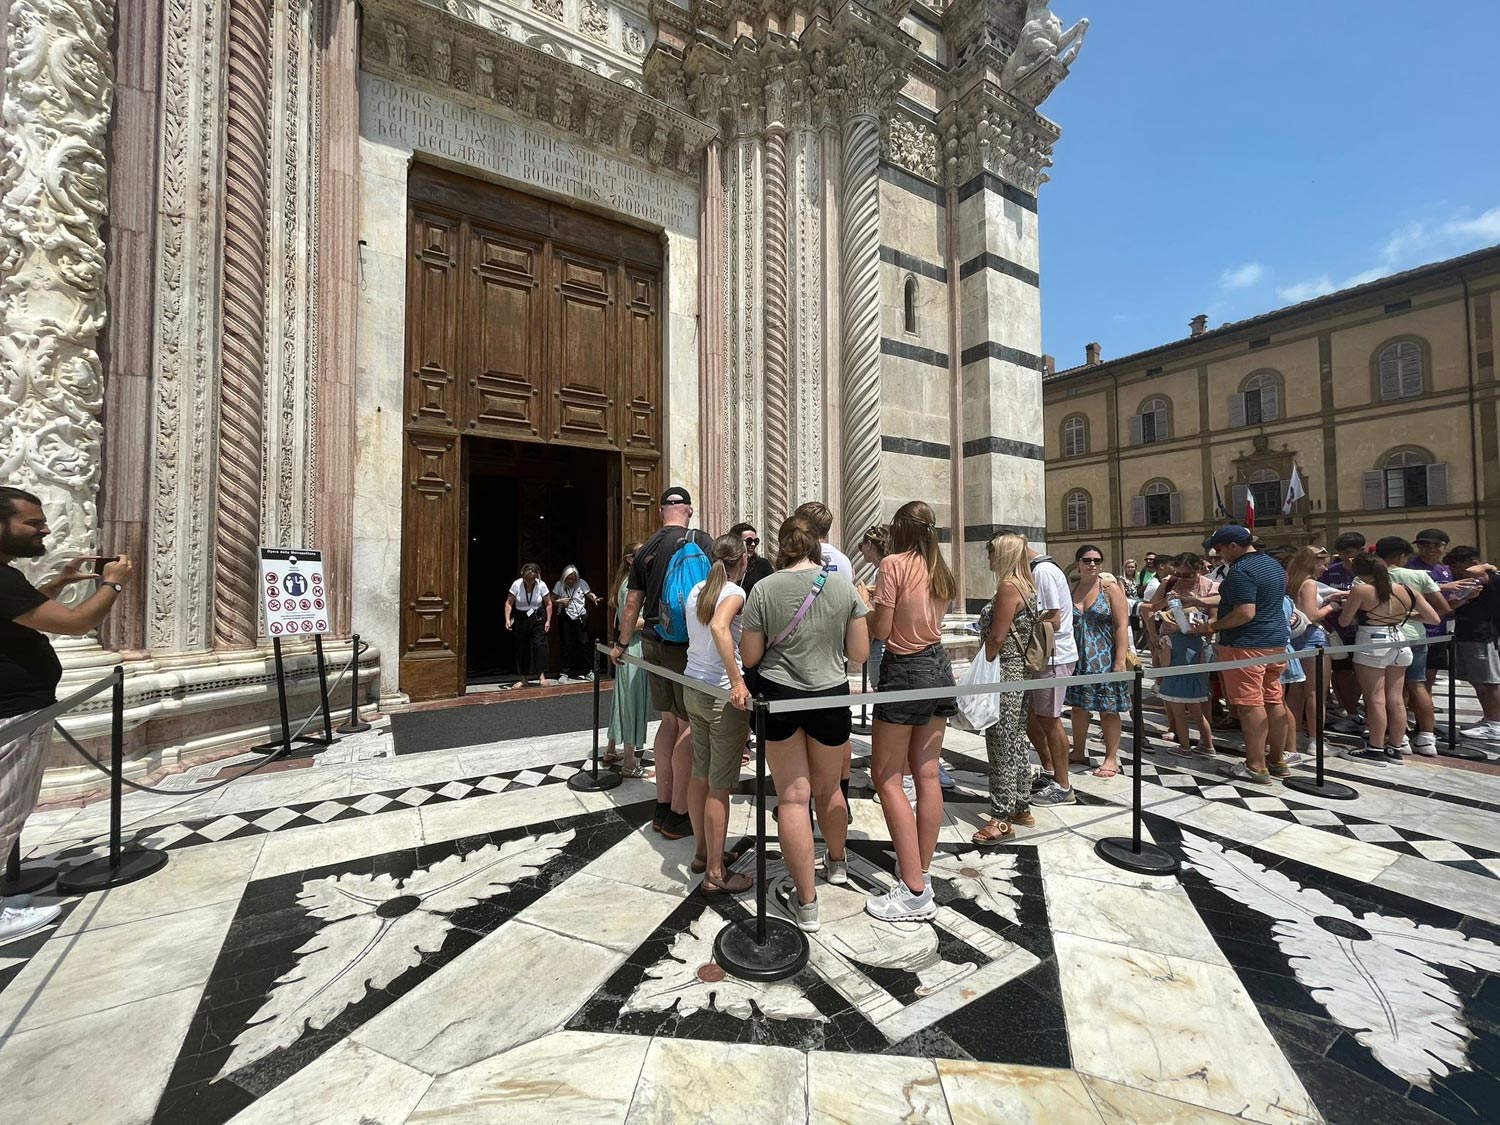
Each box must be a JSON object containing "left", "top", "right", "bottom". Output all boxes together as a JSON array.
[
  {"left": 1274, "top": 203, "right": 1499, "bottom": 304},
  {"left": 1276, "top": 277, "right": 1336, "bottom": 303},
  {"left": 1219, "top": 261, "right": 1265, "bottom": 290}
]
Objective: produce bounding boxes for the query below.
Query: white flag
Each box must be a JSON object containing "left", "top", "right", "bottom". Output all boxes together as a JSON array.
[{"left": 1283, "top": 464, "right": 1306, "bottom": 513}]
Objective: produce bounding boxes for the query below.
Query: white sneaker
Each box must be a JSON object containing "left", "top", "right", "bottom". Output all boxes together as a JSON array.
[
  {"left": 582, "top": 671, "right": 595, "bottom": 682},
  {"left": 558, "top": 674, "right": 574, "bottom": 685},
  {"left": 864, "top": 879, "right": 937, "bottom": 922},
  {"left": 823, "top": 856, "right": 848, "bottom": 885},
  {"left": 902, "top": 774, "right": 917, "bottom": 807},
  {"left": 773, "top": 882, "right": 820, "bottom": 932},
  {"left": 0, "top": 903, "right": 61, "bottom": 945},
  {"left": 1461, "top": 720, "right": 1500, "bottom": 742},
  {"left": 1412, "top": 732, "right": 1438, "bottom": 757}
]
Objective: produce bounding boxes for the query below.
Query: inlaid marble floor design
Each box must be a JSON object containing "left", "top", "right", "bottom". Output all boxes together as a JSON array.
[{"left": 1, "top": 714, "right": 1497, "bottom": 1123}]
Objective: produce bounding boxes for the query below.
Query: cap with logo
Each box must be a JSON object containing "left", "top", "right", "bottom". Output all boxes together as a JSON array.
[{"left": 660, "top": 486, "right": 692, "bottom": 506}]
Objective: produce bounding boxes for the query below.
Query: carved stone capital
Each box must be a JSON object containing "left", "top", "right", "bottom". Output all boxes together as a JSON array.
[
  {"left": 833, "top": 39, "right": 893, "bottom": 121},
  {"left": 939, "top": 85, "right": 1060, "bottom": 194}
]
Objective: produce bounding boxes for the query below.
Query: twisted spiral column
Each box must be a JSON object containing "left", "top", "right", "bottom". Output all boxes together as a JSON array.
[
  {"left": 838, "top": 111, "right": 883, "bottom": 561},
  {"left": 215, "top": 0, "right": 273, "bottom": 649},
  {"left": 761, "top": 121, "right": 791, "bottom": 539}
]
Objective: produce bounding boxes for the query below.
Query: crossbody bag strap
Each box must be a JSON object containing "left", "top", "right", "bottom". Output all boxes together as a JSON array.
[{"left": 769, "top": 563, "right": 833, "bottom": 650}]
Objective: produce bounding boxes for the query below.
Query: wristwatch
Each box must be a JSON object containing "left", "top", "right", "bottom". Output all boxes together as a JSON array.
[{"left": 100, "top": 581, "right": 123, "bottom": 593}]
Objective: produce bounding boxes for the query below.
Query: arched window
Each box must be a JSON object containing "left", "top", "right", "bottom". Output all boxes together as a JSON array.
[
  {"left": 1248, "top": 467, "right": 1282, "bottom": 518},
  {"left": 1060, "top": 413, "right": 1088, "bottom": 458},
  {"left": 1064, "top": 488, "right": 1091, "bottom": 531},
  {"left": 1230, "top": 369, "right": 1282, "bottom": 426},
  {"left": 903, "top": 275, "right": 918, "bottom": 334},
  {"left": 1132, "top": 478, "right": 1182, "bottom": 527},
  {"left": 1130, "top": 396, "right": 1171, "bottom": 445},
  {"left": 1374, "top": 338, "right": 1426, "bottom": 401},
  {"left": 1365, "top": 446, "right": 1448, "bottom": 509}
]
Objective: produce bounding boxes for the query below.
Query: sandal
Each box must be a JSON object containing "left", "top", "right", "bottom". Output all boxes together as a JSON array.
[
  {"left": 602, "top": 751, "right": 622, "bottom": 766},
  {"left": 701, "top": 871, "right": 753, "bottom": 894},
  {"left": 691, "top": 846, "right": 745, "bottom": 875},
  {"left": 1009, "top": 809, "right": 1035, "bottom": 829},
  {"left": 1091, "top": 763, "right": 1120, "bottom": 778},
  {"left": 619, "top": 764, "right": 651, "bottom": 779},
  {"left": 971, "top": 819, "right": 1014, "bottom": 846}
]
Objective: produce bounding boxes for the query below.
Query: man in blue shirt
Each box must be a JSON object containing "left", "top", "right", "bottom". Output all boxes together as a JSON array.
[{"left": 1193, "top": 525, "right": 1290, "bottom": 785}]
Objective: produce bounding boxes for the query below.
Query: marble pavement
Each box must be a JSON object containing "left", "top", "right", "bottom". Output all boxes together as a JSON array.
[{"left": 1, "top": 702, "right": 1497, "bottom": 1124}]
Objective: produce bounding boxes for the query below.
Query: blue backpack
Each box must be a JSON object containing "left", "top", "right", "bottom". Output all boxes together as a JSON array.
[{"left": 656, "top": 535, "right": 711, "bottom": 643}]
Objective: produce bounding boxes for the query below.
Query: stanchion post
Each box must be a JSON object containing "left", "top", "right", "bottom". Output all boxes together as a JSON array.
[
  {"left": 56, "top": 666, "right": 168, "bottom": 894},
  {"left": 569, "top": 647, "right": 620, "bottom": 792},
  {"left": 313, "top": 634, "right": 335, "bottom": 743},
  {"left": 1283, "top": 645, "right": 1357, "bottom": 800},
  {"left": 1095, "top": 669, "right": 1180, "bottom": 875},
  {"left": 715, "top": 695, "right": 810, "bottom": 982},
  {"left": 337, "top": 634, "right": 372, "bottom": 734},
  {"left": 3, "top": 836, "right": 56, "bottom": 897},
  {"left": 1435, "top": 639, "right": 1484, "bottom": 760}
]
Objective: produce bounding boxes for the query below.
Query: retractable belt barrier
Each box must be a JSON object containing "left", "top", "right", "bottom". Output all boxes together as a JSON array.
[{"left": 593, "top": 631, "right": 1473, "bottom": 983}]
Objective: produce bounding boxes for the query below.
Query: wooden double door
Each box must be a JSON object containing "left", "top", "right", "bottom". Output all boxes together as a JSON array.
[{"left": 399, "top": 166, "right": 663, "bottom": 701}]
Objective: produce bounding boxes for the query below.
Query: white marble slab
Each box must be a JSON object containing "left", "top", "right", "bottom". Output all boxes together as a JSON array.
[
  {"left": 934, "top": 1061, "right": 1103, "bottom": 1124},
  {"left": 808, "top": 1051, "right": 949, "bottom": 1123},
  {"left": 1054, "top": 932, "right": 1318, "bottom": 1124},
  {"left": 417, "top": 782, "right": 589, "bottom": 846},
  {"left": 1375, "top": 854, "right": 1500, "bottom": 925},
  {"left": 410, "top": 1030, "right": 650, "bottom": 1123},
  {"left": 1255, "top": 823, "right": 1400, "bottom": 883},
  {"left": 1172, "top": 799, "right": 1289, "bottom": 846},
  {"left": 625, "top": 1038, "right": 808, "bottom": 1124},
  {"left": 518, "top": 871, "right": 682, "bottom": 953},
  {"left": 1081, "top": 1074, "right": 1256, "bottom": 1123},
  {"left": 226, "top": 1039, "right": 433, "bottom": 1124},
  {"left": 0, "top": 985, "right": 202, "bottom": 1125},
  {"left": 1043, "top": 873, "right": 1228, "bottom": 966},
  {"left": 252, "top": 806, "right": 424, "bottom": 880}
]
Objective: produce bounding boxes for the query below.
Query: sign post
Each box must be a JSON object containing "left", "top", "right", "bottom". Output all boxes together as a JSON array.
[{"left": 253, "top": 547, "right": 337, "bottom": 755}]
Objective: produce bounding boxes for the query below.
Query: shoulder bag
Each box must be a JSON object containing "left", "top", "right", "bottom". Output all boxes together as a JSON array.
[{"left": 743, "top": 563, "right": 833, "bottom": 694}]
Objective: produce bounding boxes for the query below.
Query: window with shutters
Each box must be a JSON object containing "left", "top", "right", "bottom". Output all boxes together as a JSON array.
[
  {"left": 1248, "top": 467, "right": 1282, "bottom": 517},
  {"left": 1134, "top": 478, "right": 1182, "bottom": 527},
  {"left": 903, "top": 275, "right": 919, "bottom": 334},
  {"left": 1363, "top": 447, "right": 1448, "bottom": 510},
  {"left": 1131, "top": 396, "right": 1171, "bottom": 445},
  {"left": 1230, "top": 370, "right": 1282, "bottom": 427},
  {"left": 1373, "top": 338, "right": 1426, "bottom": 401},
  {"left": 1061, "top": 413, "right": 1088, "bottom": 457},
  {"left": 1064, "top": 488, "right": 1091, "bottom": 531}
]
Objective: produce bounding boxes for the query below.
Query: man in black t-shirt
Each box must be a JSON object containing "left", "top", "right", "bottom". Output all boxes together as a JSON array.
[
  {"left": 728, "top": 522, "right": 772, "bottom": 595},
  {"left": 609, "top": 486, "right": 712, "bottom": 838},
  {"left": 0, "top": 486, "right": 134, "bottom": 943}
]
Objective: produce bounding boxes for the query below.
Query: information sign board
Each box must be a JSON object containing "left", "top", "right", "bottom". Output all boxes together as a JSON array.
[{"left": 259, "top": 548, "right": 328, "bottom": 638}]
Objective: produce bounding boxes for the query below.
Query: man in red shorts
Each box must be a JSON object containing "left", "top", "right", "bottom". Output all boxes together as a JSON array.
[{"left": 1193, "top": 526, "right": 1290, "bottom": 784}]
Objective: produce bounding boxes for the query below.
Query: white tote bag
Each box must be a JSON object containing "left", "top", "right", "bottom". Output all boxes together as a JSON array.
[{"left": 954, "top": 647, "right": 1004, "bottom": 732}]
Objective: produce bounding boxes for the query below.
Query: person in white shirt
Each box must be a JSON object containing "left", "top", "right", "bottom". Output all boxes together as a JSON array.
[
  {"left": 683, "top": 533, "right": 753, "bottom": 894},
  {"left": 994, "top": 529, "right": 1078, "bottom": 805},
  {"left": 794, "top": 500, "right": 854, "bottom": 578},
  {"left": 552, "top": 565, "right": 601, "bottom": 683},
  {"left": 504, "top": 563, "right": 552, "bottom": 687}
]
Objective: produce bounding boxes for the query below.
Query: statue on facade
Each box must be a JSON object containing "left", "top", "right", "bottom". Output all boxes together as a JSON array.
[{"left": 1000, "top": 1, "right": 1088, "bottom": 107}]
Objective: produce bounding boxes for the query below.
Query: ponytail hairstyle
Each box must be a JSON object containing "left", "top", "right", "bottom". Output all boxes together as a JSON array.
[
  {"left": 609, "top": 542, "right": 642, "bottom": 609},
  {"left": 775, "top": 515, "right": 824, "bottom": 570},
  {"left": 859, "top": 523, "right": 891, "bottom": 559},
  {"left": 520, "top": 562, "right": 540, "bottom": 582},
  {"left": 889, "top": 500, "right": 957, "bottom": 605},
  {"left": 696, "top": 532, "right": 748, "bottom": 624},
  {"left": 1352, "top": 552, "right": 1393, "bottom": 604}
]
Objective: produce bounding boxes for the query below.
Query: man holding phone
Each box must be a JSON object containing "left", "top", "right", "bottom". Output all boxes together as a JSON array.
[{"left": 0, "top": 486, "right": 134, "bottom": 943}]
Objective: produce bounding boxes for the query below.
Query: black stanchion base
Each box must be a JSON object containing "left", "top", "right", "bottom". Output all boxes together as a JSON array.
[
  {"left": 568, "top": 768, "right": 623, "bottom": 792},
  {"left": 56, "top": 847, "right": 169, "bottom": 894},
  {"left": 1283, "top": 776, "right": 1359, "bottom": 800},
  {"left": 1094, "top": 836, "right": 1180, "bottom": 875},
  {"left": 850, "top": 722, "right": 872, "bottom": 736},
  {"left": 249, "top": 733, "right": 336, "bottom": 755},
  {"left": 1438, "top": 743, "right": 1489, "bottom": 762},
  {"left": 336, "top": 718, "right": 373, "bottom": 735},
  {"left": 714, "top": 916, "right": 810, "bottom": 983},
  {"left": 3, "top": 863, "right": 58, "bottom": 897}
]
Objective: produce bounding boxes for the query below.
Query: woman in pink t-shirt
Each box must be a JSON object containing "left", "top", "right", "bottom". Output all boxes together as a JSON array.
[{"left": 864, "top": 500, "right": 957, "bottom": 924}]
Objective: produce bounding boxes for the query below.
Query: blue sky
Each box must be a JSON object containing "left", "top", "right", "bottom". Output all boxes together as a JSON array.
[{"left": 1039, "top": 1, "right": 1500, "bottom": 368}]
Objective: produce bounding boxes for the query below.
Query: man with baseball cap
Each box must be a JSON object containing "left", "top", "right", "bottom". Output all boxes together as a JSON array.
[
  {"left": 1192, "top": 525, "right": 1290, "bottom": 784},
  {"left": 612, "top": 487, "right": 712, "bottom": 838}
]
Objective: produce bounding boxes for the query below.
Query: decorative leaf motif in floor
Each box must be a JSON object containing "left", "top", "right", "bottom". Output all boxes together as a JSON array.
[{"left": 929, "top": 848, "right": 1022, "bottom": 924}]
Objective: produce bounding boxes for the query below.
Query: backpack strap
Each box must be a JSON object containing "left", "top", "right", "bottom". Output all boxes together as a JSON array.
[{"left": 768, "top": 563, "right": 833, "bottom": 650}]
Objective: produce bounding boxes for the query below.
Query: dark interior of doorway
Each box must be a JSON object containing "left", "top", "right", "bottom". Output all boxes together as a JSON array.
[{"left": 465, "top": 437, "right": 616, "bottom": 685}]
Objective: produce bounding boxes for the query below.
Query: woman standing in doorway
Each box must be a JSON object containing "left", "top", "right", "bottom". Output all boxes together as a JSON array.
[
  {"left": 553, "top": 565, "right": 602, "bottom": 683},
  {"left": 605, "top": 544, "right": 650, "bottom": 777},
  {"left": 1064, "top": 544, "right": 1131, "bottom": 777},
  {"left": 865, "top": 500, "right": 958, "bottom": 923},
  {"left": 504, "top": 563, "right": 552, "bottom": 687}
]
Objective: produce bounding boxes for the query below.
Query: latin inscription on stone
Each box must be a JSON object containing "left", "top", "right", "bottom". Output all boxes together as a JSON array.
[{"left": 360, "top": 76, "right": 696, "bottom": 233}]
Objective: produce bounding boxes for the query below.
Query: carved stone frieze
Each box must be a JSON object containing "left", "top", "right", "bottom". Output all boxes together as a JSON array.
[
  {"left": 580, "top": 0, "right": 609, "bottom": 41},
  {"left": 939, "top": 87, "right": 1060, "bottom": 194},
  {"left": 885, "top": 113, "right": 938, "bottom": 182},
  {"left": 0, "top": 0, "right": 114, "bottom": 602},
  {"left": 362, "top": 0, "right": 712, "bottom": 178}
]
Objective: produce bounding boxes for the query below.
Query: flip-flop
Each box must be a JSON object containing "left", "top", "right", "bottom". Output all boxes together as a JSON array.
[
  {"left": 701, "top": 871, "right": 754, "bottom": 894},
  {"left": 1091, "top": 764, "right": 1120, "bottom": 778},
  {"left": 691, "top": 846, "right": 745, "bottom": 875}
]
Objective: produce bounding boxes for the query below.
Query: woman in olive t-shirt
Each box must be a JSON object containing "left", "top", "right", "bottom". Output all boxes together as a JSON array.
[{"left": 741, "top": 516, "right": 869, "bottom": 934}]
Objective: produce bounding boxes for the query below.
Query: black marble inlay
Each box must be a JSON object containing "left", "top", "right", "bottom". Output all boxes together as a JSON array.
[
  {"left": 151, "top": 802, "right": 648, "bottom": 1125},
  {"left": 878, "top": 162, "right": 946, "bottom": 206},
  {"left": 569, "top": 841, "right": 1069, "bottom": 1069},
  {"left": 963, "top": 524, "right": 1049, "bottom": 543},
  {"left": 881, "top": 435, "right": 950, "bottom": 459},
  {"left": 880, "top": 337, "right": 948, "bottom": 369},
  {"left": 880, "top": 246, "right": 948, "bottom": 282},
  {"left": 1146, "top": 813, "right": 1500, "bottom": 1125},
  {"left": 956, "top": 171, "right": 1038, "bottom": 213},
  {"left": 958, "top": 252, "right": 1040, "bottom": 288},
  {"left": 960, "top": 340, "right": 1046, "bottom": 371},
  {"left": 962, "top": 435, "right": 1045, "bottom": 461}
]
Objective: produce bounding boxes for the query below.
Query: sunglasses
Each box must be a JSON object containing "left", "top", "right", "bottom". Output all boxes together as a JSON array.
[
  {"left": 744, "top": 536, "right": 760, "bottom": 548},
  {"left": 1080, "top": 557, "right": 1104, "bottom": 564}
]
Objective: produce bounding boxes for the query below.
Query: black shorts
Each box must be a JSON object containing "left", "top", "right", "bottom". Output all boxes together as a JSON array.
[
  {"left": 874, "top": 642, "right": 959, "bottom": 726},
  {"left": 1331, "top": 654, "right": 1354, "bottom": 671},
  {"left": 757, "top": 678, "right": 852, "bottom": 747}
]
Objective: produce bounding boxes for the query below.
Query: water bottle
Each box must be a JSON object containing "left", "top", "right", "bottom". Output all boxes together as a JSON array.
[{"left": 1169, "top": 596, "right": 1190, "bottom": 633}]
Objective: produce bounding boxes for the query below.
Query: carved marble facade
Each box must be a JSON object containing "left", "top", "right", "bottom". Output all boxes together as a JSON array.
[{"left": 0, "top": 0, "right": 1085, "bottom": 786}]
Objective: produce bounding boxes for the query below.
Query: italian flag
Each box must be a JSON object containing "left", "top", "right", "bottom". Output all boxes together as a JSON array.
[{"left": 1245, "top": 488, "right": 1256, "bottom": 529}]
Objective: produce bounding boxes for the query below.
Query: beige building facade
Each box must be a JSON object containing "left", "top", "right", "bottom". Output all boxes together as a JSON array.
[{"left": 1043, "top": 246, "right": 1500, "bottom": 568}]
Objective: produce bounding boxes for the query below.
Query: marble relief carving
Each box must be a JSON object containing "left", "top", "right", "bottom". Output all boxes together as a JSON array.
[
  {"left": 886, "top": 114, "right": 938, "bottom": 183},
  {"left": 0, "top": 0, "right": 114, "bottom": 600},
  {"left": 580, "top": 0, "right": 608, "bottom": 41},
  {"left": 530, "top": 0, "right": 562, "bottom": 21}
]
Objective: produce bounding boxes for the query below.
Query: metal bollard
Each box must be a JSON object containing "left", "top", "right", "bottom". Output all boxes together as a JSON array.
[
  {"left": 1284, "top": 646, "right": 1356, "bottom": 799},
  {"left": 1094, "top": 669, "right": 1179, "bottom": 874},
  {"left": 336, "top": 633, "right": 372, "bottom": 734},
  {"left": 569, "top": 647, "right": 620, "bottom": 791}
]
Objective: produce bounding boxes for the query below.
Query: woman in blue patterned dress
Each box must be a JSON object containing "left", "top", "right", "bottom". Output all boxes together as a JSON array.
[
  {"left": 1151, "top": 553, "right": 1218, "bottom": 757},
  {"left": 1063, "top": 544, "right": 1132, "bottom": 777}
]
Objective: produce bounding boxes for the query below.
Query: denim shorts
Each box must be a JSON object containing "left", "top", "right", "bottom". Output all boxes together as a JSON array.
[{"left": 874, "top": 643, "right": 958, "bottom": 726}]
